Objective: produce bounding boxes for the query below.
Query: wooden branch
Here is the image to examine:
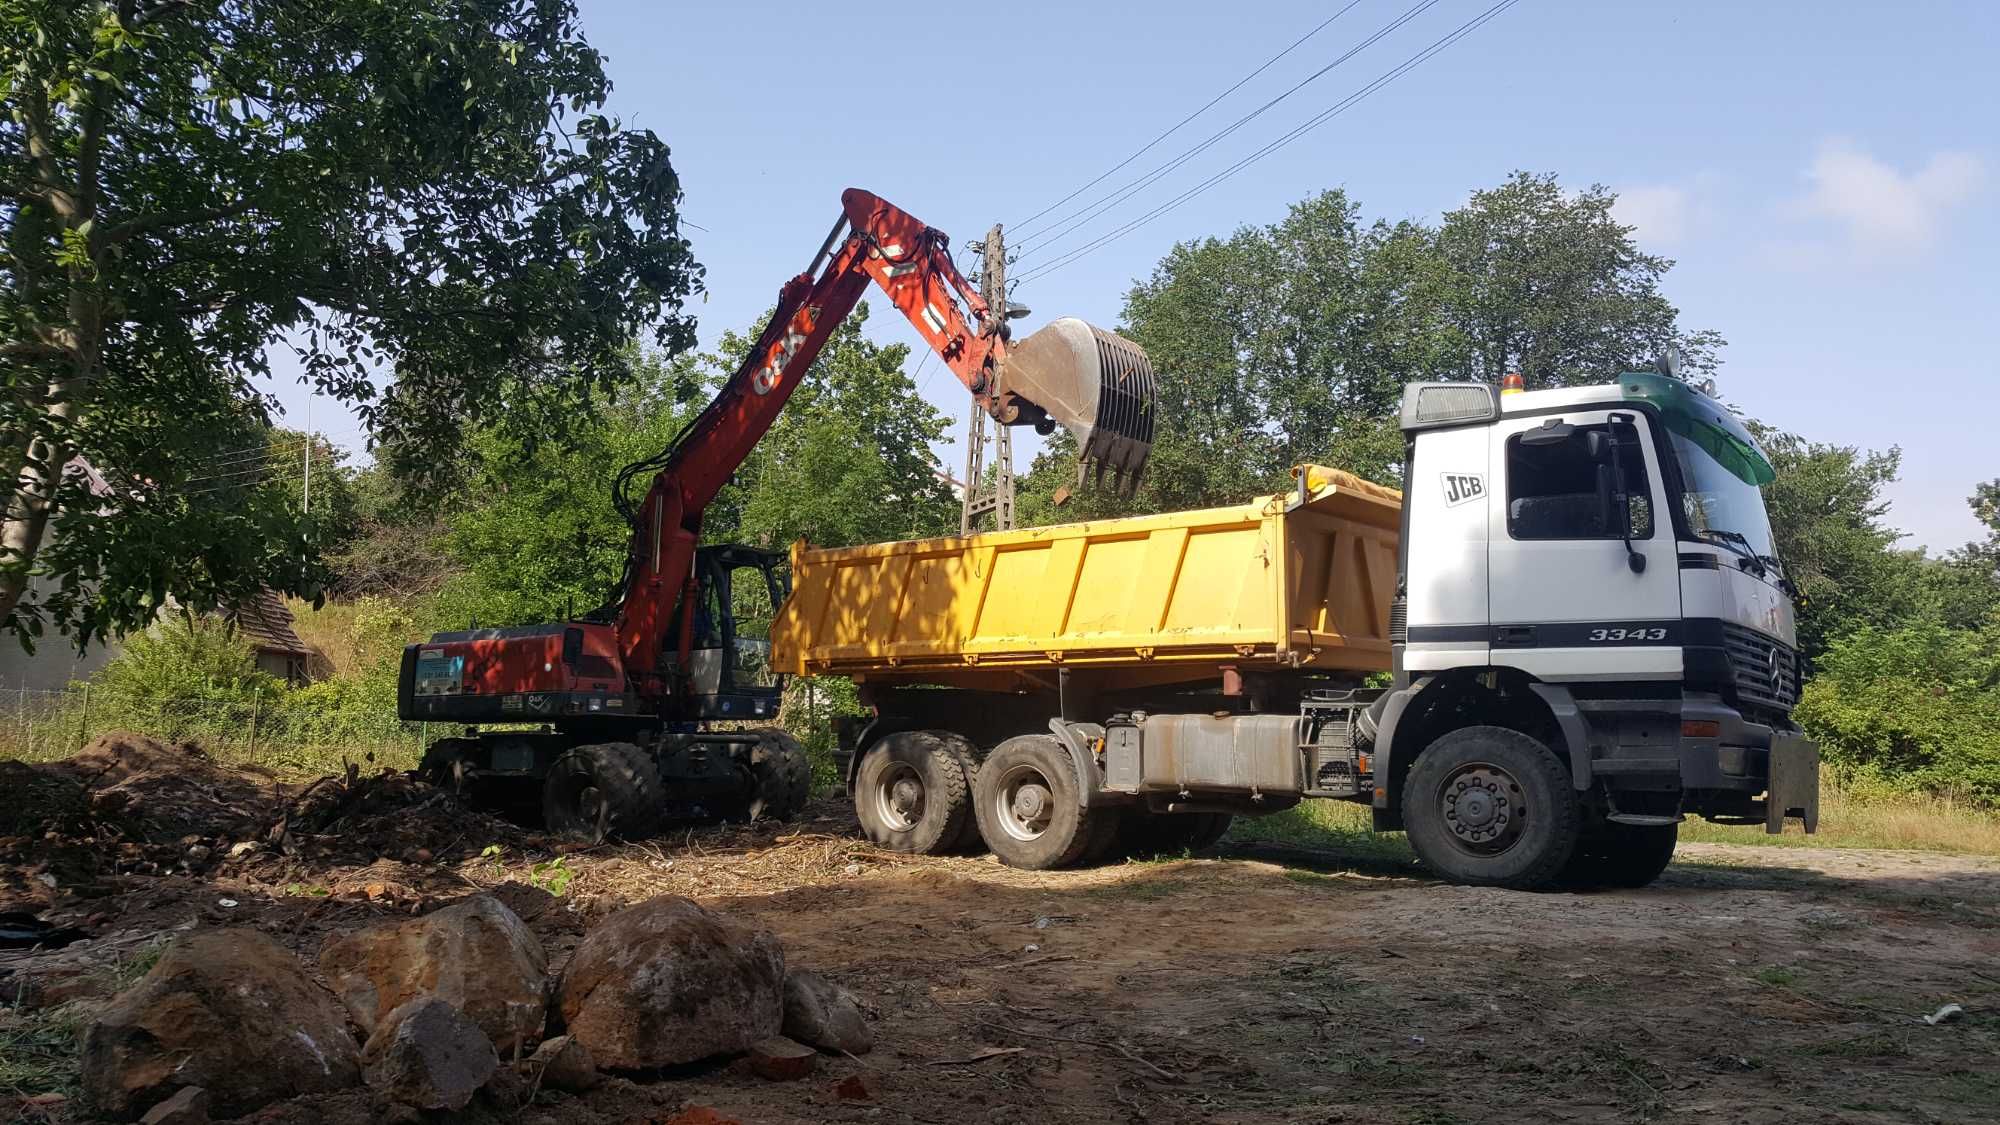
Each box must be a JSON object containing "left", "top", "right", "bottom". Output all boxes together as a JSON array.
[
  {"left": 0, "top": 340, "right": 68, "bottom": 362},
  {"left": 129, "top": 0, "right": 194, "bottom": 30},
  {"left": 102, "top": 201, "right": 253, "bottom": 246}
]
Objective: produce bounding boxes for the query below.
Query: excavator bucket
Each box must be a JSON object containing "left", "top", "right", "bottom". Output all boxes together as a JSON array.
[{"left": 998, "top": 317, "right": 1157, "bottom": 497}]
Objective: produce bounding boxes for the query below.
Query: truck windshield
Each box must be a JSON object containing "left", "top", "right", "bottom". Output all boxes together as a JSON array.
[{"left": 1669, "top": 431, "right": 1780, "bottom": 571}]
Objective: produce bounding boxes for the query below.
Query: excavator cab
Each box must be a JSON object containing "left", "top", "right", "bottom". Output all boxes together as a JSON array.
[
  {"left": 996, "top": 317, "right": 1158, "bottom": 498},
  {"left": 675, "top": 544, "right": 789, "bottom": 721}
]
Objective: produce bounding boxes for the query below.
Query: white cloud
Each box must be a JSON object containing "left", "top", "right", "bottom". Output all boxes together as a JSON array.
[
  {"left": 1789, "top": 139, "right": 1987, "bottom": 256},
  {"left": 1613, "top": 185, "right": 1693, "bottom": 244}
]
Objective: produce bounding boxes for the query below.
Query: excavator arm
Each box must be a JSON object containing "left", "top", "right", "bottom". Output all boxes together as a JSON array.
[{"left": 612, "top": 189, "right": 1154, "bottom": 700}]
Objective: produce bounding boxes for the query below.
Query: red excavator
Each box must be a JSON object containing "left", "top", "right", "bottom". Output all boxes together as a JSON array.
[{"left": 397, "top": 189, "right": 1157, "bottom": 839}]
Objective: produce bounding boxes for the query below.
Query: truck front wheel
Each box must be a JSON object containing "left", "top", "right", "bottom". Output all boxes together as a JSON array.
[
  {"left": 972, "top": 735, "right": 1106, "bottom": 870},
  {"left": 1402, "top": 726, "right": 1579, "bottom": 889},
  {"left": 854, "top": 732, "right": 972, "bottom": 855},
  {"left": 1562, "top": 822, "right": 1677, "bottom": 889}
]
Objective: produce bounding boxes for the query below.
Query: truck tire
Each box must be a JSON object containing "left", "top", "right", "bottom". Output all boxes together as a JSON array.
[
  {"left": 746, "top": 730, "right": 813, "bottom": 822},
  {"left": 543, "top": 742, "right": 663, "bottom": 843},
  {"left": 1562, "top": 822, "right": 1677, "bottom": 889},
  {"left": 854, "top": 732, "right": 972, "bottom": 855},
  {"left": 932, "top": 731, "right": 988, "bottom": 853},
  {"left": 972, "top": 735, "right": 1106, "bottom": 870},
  {"left": 1402, "top": 726, "right": 1579, "bottom": 890}
]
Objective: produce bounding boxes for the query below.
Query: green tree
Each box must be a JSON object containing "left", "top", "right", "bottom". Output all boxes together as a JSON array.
[
  {"left": 724, "top": 305, "right": 956, "bottom": 549},
  {"left": 437, "top": 304, "right": 954, "bottom": 627},
  {"left": 1434, "top": 172, "right": 1723, "bottom": 388},
  {"left": 440, "top": 346, "right": 703, "bottom": 628},
  {"left": 1018, "top": 174, "right": 1719, "bottom": 522},
  {"left": 2, "top": 0, "right": 701, "bottom": 648},
  {"left": 1752, "top": 426, "right": 1927, "bottom": 661}
]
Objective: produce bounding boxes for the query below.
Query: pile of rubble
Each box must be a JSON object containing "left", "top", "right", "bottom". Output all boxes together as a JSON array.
[{"left": 79, "top": 892, "right": 872, "bottom": 1122}]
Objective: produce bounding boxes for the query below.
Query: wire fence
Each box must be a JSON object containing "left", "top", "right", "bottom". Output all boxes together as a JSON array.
[{"left": 0, "top": 685, "right": 431, "bottom": 775}]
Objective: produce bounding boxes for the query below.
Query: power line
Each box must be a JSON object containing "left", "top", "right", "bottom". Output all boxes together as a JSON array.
[
  {"left": 1008, "top": 0, "right": 1367, "bottom": 233},
  {"left": 1016, "top": 0, "right": 1440, "bottom": 255},
  {"left": 1014, "top": 0, "right": 1524, "bottom": 285}
]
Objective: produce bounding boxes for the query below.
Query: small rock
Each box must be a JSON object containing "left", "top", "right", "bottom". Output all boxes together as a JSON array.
[
  {"left": 747, "top": 1036, "right": 817, "bottom": 1081},
  {"left": 782, "top": 971, "right": 873, "bottom": 1055},
  {"left": 362, "top": 997, "right": 498, "bottom": 1111},
  {"left": 412, "top": 848, "right": 433, "bottom": 863},
  {"left": 137, "top": 1086, "right": 209, "bottom": 1125},
  {"left": 556, "top": 895, "right": 784, "bottom": 1069},
  {"left": 184, "top": 845, "right": 213, "bottom": 864},
  {"left": 525, "top": 1035, "right": 600, "bottom": 1092},
  {"left": 228, "top": 841, "right": 258, "bottom": 859},
  {"left": 830, "top": 1073, "right": 875, "bottom": 1101},
  {"left": 81, "top": 929, "right": 361, "bottom": 1120}
]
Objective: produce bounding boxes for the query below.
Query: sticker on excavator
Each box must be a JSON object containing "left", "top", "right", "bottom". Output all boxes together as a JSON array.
[{"left": 414, "top": 649, "right": 464, "bottom": 696}]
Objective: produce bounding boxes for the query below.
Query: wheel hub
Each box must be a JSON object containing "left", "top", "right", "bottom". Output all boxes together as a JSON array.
[
  {"left": 1440, "top": 765, "right": 1524, "bottom": 855},
  {"left": 873, "top": 763, "right": 925, "bottom": 832},
  {"left": 994, "top": 764, "right": 1057, "bottom": 843}
]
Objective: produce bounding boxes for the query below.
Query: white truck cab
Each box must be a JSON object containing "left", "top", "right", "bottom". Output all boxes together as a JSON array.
[{"left": 1366, "top": 372, "right": 1820, "bottom": 887}]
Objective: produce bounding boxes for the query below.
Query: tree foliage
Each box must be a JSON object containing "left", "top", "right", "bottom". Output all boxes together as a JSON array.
[
  {"left": 437, "top": 304, "right": 955, "bottom": 628},
  {"left": 2, "top": 0, "right": 700, "bottom": 648},
  {"left": 1018, "top": 173, "right": 1722, "bottom": 522}
]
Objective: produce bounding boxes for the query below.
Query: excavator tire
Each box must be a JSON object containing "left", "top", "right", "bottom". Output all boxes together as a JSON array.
[
  {"left": 855, "top": 731, "right": 973, "bottom": 855},
  {"left": 543, "top": 742, "right": 663, "bottom": 843},
  {"left": 418, "top": 737, "right": 480, "bottom": 794},
  {"left": 746, "top": 729, "right": 814, "bottom": 822}
]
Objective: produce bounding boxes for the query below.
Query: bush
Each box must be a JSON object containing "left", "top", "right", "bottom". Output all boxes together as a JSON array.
[{"left": 1796, "top": 619, "right": 2000, "bottom": 805}]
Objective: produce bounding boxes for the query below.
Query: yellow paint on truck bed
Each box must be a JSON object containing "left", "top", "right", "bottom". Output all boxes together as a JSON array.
[{"left": 770, "top": 466, "right": 1401, "bottom": 690}]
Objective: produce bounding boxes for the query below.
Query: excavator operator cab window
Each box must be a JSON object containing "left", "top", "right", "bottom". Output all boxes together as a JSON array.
[{"left": 686, "top": 546, "right": 788, "bottom": 695}]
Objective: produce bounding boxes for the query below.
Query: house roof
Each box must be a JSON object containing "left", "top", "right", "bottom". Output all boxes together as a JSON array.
[{"left": 225, "top": 587, "right": 312, "bottom": 657}]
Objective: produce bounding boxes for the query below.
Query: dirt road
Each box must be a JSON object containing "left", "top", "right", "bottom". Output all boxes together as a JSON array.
[{"left": 4, "top": 744, "right": 1997, "bottom": 1124}]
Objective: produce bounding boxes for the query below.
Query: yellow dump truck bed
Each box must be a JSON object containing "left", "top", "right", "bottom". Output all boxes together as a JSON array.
[{"left": 771, "top": 466, "right": 1401, "bottom": 690}]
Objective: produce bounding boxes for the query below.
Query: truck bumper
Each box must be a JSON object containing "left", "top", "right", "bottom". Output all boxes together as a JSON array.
[{"left": 1590, "top": 694, "right": 1818, "bottom": 833}]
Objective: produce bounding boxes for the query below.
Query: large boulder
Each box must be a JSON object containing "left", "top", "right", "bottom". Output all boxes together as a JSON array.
[
  {"left": 81, "top": 929, "right": 360, "bottom": 1120},
  {"left": 319, "top": 894, "right": 548, "bottom": 1053},
  {"left": 556, "top": 895, "right": 785, "bottom": 1069},
  {"left": 782, "top": 971, "right": 873, "bottom": 1055},
  {"left": 361, "top": 997, "right": 498, "bottom": 1111}
]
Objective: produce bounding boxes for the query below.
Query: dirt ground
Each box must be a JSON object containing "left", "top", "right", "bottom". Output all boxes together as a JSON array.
[{"left": 4, "top": 738, "right": 1998, "bottom": 1124}]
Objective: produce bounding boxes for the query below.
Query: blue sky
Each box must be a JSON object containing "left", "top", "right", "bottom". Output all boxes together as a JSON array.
[{"left": 276, "top": 0, "right": 1998, "bottom": 551}]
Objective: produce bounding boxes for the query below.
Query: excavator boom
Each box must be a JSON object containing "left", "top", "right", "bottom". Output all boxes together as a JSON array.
[{"left": 612, "top": 189, "right": 1155, "bottom": 697}]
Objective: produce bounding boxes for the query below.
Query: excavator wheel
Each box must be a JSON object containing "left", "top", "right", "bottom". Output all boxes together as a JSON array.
[
  {"left": 543, "top": 742, "right": 663, "bottom": 843},
  {"left": 745, "top": 729, "right": 814, "bottom": 822}
]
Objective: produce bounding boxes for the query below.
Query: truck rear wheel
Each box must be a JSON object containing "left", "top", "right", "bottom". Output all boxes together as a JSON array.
[
  {"left": 1402, "top": 726, "right": 1579, "bottom": 890},
  {"left": 854, "top": 731, "right": 972, "bottom": 855},
  {"left": 543, "top": 742, "right": 662, "bottom": 843},
  {"left": 972, "top": 735, "right": 1105, "bottom": 870},
  {"left": 746, "top": 730, "right": 813, "bottom": 822},
  {"left": 1562, "top": 822, "right": 1677, "bottom": 889}
]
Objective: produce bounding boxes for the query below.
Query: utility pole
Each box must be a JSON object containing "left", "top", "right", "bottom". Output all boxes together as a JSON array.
[{"left": 961, "top": 223, "right": 1015, "bottom": 534}]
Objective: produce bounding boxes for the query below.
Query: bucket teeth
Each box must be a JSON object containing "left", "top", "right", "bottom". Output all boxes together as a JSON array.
[{"left": 999, "top": 317, "right": 1156, "bottom": 499}]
